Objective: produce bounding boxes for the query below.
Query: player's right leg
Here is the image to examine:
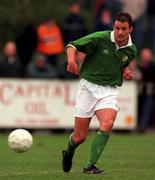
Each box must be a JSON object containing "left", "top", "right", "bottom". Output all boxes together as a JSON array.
[
  {"left": 62, "top": 117, "right": 91, "bottom": 172},
  {"left": 62, "top": 79, "right": 94, "bottom": 172}
]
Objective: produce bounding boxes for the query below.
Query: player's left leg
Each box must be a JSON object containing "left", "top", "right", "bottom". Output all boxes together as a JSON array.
[{"left": 83, "top": 108, "right": 117, "bottom": 174}]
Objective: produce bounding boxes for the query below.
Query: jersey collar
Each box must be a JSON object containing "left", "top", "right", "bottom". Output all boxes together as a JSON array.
[{"left": 110, "top": 31, "right": 132, "bottom": 50}]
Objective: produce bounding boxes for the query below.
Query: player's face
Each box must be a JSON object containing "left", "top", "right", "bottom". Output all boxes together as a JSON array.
[{"left": 113, "top": 20, "right": 133, "bottom": 46}]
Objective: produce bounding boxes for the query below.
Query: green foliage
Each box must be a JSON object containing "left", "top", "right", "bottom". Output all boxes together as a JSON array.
[{"left": 0, "top": 0, "right": 93, "bottom": 47}]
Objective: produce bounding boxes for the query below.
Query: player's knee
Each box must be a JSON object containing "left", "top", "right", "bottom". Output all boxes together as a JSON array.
[
  {"left": 100, "top": 120, "right": 114, "bottom": 132},
  {"left": 73, "top": 134, "right": 86, "bottom": 144}
]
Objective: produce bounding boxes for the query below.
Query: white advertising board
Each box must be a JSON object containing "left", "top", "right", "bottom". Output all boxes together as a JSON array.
[{"left": 0, "top": 79, "right": 137, "bottom": 129}]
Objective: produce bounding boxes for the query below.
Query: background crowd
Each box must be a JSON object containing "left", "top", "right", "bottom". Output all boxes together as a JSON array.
[{"left": 0, "top": 0, "right": 155, "bottom": 132}]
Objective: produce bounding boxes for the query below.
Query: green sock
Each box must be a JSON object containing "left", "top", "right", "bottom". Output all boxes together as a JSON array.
[
  {"left": 85, "top": 130, "right": 109, "bottom": 168},
  {"left": 66, "top": 133, "right": 79, "bottom": 158}
]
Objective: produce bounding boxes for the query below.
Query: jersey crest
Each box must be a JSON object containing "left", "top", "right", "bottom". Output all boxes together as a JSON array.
[
  {"left": 122, "top": 55, "right": 128, "bottom": 63},
  {"left": 102, "top": 49, "right": 110, "bottom": 54}
]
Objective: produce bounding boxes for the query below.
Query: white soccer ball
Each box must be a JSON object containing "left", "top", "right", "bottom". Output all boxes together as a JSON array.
[{"left": 8, "top": 129, "right": 33, "bottom": 153}]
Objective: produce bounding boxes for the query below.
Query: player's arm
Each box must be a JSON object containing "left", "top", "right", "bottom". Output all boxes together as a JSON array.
[
  {"left": 66, "top": 32, "right": 100, "bottom": 74},
  {"left": 66, "top": 47, "right": 79, "bottom": 75}
]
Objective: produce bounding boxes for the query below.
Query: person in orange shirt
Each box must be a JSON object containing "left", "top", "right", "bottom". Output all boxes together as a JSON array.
[{"left": 36, "top": 18, "right": 64, "bottom": 68}]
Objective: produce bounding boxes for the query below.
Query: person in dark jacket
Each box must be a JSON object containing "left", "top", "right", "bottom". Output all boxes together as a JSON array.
[
  {"left": 0, "top": 41, "right": 22, "bottom": 77},
  {"left": 61, "top": 2, "right": 88, "bottom": 45}
]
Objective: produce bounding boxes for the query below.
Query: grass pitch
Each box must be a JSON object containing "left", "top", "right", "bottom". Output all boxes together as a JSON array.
[{"left": 0, "top": 131, "right": 155, "bottom": 180}]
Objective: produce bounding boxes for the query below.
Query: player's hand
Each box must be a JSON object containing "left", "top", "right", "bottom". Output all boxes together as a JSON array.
[
  {"left": 67, "top": 61, "right": 79, "bottom": 75},
  {"left": 123, "top": 68, "right": 132, "bottom": 80}
]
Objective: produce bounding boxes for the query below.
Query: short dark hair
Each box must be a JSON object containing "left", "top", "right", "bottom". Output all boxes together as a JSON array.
[{"left": 115, "top": 12, "right": 133, "bottom": 27}]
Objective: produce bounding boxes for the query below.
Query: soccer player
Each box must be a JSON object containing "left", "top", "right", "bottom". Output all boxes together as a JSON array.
[{"left": 62, "top": 12, "right": 137, "bottom": 174}]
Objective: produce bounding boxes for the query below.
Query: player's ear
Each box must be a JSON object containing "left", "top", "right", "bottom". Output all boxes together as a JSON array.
[
  {"left": 129, "top": 26, "right": 133, "bottom": 33},
  {"left": 113, "top": 24, "right": 115, "bottom": 30}
]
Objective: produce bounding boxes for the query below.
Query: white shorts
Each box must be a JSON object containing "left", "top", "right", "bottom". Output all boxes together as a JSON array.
[{"left": 75, "top": 79, "right": 119, "bottom": 118}]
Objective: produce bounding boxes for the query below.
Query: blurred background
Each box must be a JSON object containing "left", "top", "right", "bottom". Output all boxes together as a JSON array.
[{"left": 0, "top": 0, "right": 155, "bottom": 134}]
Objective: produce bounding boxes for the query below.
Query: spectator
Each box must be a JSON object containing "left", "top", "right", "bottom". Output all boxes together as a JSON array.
[
  {"left": 94, "top": 0, "right": 107, "bottom": 22},
  {"left": 94, "top": 8, "right": 113, "bottom": 31},
  {"left": 61, "top": 2, "right": 88, "bottom": 45},
  {"left": 106, "top": 0, "right": 122, "bottom": 20},
  {"left": 137, "top": 48, "right": 155, "bottom": 133},
  {"left": 36, "top": 18, "right": 64, "bottom": 69},
  {"left": 121, "top": 0, "right": 147, "bottom": 51},
  {"left": 0, "top": 41, "right": 22, "bottom": 77},
  {"left": 147, "top": 0, "right": 155, "bottom": 54},
  {"left": 16, "top": 23, "right": 38, "bottom": 77},
  {"left": 26, "top": 53, "right": 58, "bottom": 79},
  {"left": 94, "top": 0, "right": 122, "bottom": 23}
]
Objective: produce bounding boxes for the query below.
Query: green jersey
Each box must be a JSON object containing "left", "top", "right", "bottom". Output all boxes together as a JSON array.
[{"left": 67, "top": 30, "right": 137, "bottom": 86}]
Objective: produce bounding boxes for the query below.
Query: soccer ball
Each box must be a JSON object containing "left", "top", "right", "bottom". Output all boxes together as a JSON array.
[{"left": 8, "top": 129, "right": 33, "bottom": 153}]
